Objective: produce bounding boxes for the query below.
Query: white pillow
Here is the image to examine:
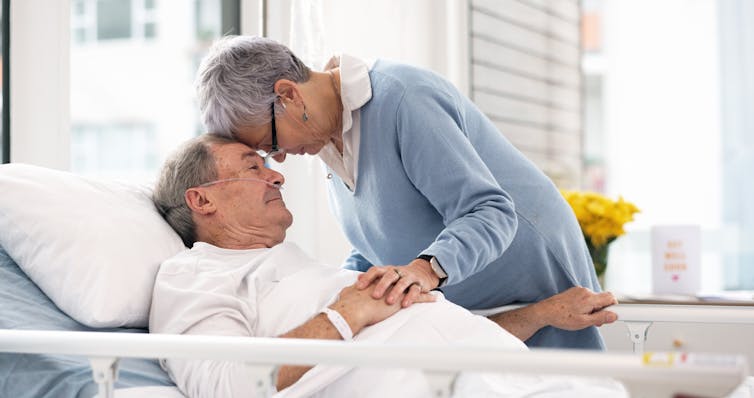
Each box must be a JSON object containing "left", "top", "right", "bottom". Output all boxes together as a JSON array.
[{"left": 0, "top": 163, "right": 186, "bottom": 328}]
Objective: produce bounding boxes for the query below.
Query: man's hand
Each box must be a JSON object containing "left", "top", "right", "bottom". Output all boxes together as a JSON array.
[
  {"left": 276, "top": 281, "right": 435, "bottom": 391},
  {"left": 489, "top": 287, "right": 618, "bottom": 342},
  {"left": 332, "top": 280, "right": 436, "bottom": 334},
  {"left": 536, "top": 287, "right": 618, "bottom": 330},
  {"left": 355, "top": 259, "right": 440, "bottom": 308}
]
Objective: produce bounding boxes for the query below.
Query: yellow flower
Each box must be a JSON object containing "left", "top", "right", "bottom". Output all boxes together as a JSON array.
[{"left": 560, "top": 190, "right": 640, "bottom": 247}]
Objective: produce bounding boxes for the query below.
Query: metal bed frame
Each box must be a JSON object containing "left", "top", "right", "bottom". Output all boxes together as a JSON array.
[{"left": 2, "top": 302, "right": 752, "bottom": 398}]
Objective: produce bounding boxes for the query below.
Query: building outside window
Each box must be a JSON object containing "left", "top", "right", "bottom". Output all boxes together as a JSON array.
[
  {"left": 70, "top": 0, "right": 239, "bottom": 182},
  {"left": 72, "top": 0, "right": 158, "bottom": 44},
  {"left": 71, "top": 123, "right": 158, "bottom": 173}
]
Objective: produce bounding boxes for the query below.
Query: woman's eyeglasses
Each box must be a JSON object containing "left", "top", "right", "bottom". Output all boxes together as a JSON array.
[{"left": 258, "top": 100, "right": 284, "bottom": 161}]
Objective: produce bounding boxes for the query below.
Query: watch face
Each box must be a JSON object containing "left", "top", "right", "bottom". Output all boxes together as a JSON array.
[{"left": 430, "top": 257, "right": 447, "bottom": 278}]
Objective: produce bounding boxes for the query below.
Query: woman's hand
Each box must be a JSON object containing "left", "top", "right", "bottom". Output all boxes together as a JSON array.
[{"left": 356, "top": 259, "right": 440, "bottom": 308}]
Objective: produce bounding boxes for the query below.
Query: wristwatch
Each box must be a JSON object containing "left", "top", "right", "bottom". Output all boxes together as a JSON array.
[{"left": 417, "top": 255, "right": 447, "bottom": 287}]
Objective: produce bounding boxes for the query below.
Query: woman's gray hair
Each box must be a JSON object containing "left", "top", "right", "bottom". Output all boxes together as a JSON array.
[
  {"left": 196, "top": 36, "right": 311, "bottom": 137},
  {"left": 152, "top": 134, "right": 236, "bottom": 247}
]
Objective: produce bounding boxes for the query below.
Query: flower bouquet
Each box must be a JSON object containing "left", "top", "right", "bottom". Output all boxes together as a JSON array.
[{"left": 560, "top": 190, "right": 640, "bottom": 283}]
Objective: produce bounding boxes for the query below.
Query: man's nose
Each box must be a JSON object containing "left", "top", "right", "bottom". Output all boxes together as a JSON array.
[{"left": 268, "top": 169, "right": 285, "bottom": 187}]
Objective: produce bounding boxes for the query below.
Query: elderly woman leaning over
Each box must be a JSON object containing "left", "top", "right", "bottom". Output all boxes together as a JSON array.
[{"left": 194, "top": 36, "right": 606, "bottom": 349}]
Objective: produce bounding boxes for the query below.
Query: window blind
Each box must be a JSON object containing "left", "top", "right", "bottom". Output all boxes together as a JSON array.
[{"left": 470, "top": 0, "right": 582, "bottom": 187}]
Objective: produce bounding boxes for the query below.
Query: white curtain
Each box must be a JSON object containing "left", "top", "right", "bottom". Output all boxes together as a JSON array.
[
  {"left": 289, "top": 0, "right": 327, "bottom": 71},
  {"left": 277, "top": 0, "right": 352, "bottom": 266}
]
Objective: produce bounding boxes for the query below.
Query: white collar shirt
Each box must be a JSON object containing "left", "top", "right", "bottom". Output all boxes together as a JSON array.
[{"left": 318, "top": 54, "right": 373, "bottom": 192}]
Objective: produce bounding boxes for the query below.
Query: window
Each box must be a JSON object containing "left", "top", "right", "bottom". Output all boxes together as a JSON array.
[
  {"left": 97, "top": 0, "right": 132, "bottom": 40},
  {"left": 142, "top": 0, "right": 157, "bottom": 38},
  {"left": 70, "top": 0, "right": 240, "bottom": 182},
  {"left": 581, "top": 0, "right": 754, "bottom": 292},
  {"left": 196, "top": 0, "right": 223, "bottom": 41},
  {"left": 72, "top": 124, "right": 158, "bottom": 179},
  {"left": 72, "top": 0, "right": 159, "bottom": 44}
]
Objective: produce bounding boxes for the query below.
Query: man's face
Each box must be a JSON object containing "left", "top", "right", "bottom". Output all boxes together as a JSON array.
[{"left": 206, "top": 142, "right": 293, "bottom": 245}]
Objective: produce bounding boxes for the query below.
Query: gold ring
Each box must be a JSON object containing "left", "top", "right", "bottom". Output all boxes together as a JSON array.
[{"left": 394, "top": 269, "right": 403, "bottom": 278}]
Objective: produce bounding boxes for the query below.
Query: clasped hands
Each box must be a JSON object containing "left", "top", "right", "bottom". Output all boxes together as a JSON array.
[
  {"left": 331, "top": 263, "right": 437, "bottom": 335},
  {"left": 355, "top": 258, "right": 440, "bottom": 308}
]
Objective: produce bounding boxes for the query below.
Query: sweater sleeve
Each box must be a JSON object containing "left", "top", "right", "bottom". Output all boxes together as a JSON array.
[
  {"left": 343, "top": 248, "right": 372, "bottom": 271},
  {"left": 395, "top": 84, "right": 518, "bottom": 285}
]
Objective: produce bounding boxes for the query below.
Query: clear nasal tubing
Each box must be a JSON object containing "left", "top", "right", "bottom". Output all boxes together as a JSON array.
[{"left": 197, "top": 178, "right": 283, "bottom": 189}]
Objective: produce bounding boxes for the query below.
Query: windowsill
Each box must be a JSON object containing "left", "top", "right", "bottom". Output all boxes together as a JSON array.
[{"left": 616, "top": 291, "right": 754, "bottom": 307}]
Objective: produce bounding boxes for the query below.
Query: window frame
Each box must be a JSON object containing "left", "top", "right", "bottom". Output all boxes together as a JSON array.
[{"left": 1, "top": 0, "right": 9, "bottom": 164}]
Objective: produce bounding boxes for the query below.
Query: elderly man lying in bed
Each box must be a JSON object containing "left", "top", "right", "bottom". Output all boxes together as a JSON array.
[{"left": 150, "top": 134, "right": 619, "bottom": 397}]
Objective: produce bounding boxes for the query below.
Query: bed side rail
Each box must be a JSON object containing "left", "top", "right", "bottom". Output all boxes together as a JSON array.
[
  {"left": 0, "top": 329, "right": 748, "bottom": 398},
  {"left": 474, "top": 303, "right": 754, "bottom": 353}
]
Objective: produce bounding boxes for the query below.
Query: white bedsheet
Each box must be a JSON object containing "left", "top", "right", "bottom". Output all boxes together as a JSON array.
[
  {"left": 111, "top": 377, "right": 628, "bottom": 398},
  {"left": 114, "top": 375, "right": 754, "bottom": 398},
  {"left": 115, "top": 386, "right": 185, "bottom": 398}
]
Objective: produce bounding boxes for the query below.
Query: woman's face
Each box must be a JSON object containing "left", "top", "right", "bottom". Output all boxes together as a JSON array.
[{"left": 234, "top": 98, "right": 334, "bottom": 162}]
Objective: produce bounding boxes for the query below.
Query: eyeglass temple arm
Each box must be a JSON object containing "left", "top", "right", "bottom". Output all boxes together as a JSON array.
[{"left": 270, "top": 102, "right": 279, "bottom": 152}]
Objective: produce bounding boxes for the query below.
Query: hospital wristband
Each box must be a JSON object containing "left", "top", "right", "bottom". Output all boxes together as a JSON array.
[{"left": 321, "top": 307, "right": 353, "bottom": 341}]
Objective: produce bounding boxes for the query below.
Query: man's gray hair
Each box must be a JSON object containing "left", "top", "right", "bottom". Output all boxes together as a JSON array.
[
  {"left": 153, "top": 134, "right": 236, "bottom": 247},
  {"left": 196, "top": 35, "right": 311, "bottom": 137}
]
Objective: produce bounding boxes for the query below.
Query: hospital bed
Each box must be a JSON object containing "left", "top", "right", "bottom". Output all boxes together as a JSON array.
[
  {"left": 1, "top": 245, "right": 751, "bottom": 398},
  {"left": 0, "top": 163, "right": 752, "bottom": 398}
]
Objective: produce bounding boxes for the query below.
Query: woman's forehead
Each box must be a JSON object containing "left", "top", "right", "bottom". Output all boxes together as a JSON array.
[{"left": 233, "top": 124, "right": 269, "bottom": 149}]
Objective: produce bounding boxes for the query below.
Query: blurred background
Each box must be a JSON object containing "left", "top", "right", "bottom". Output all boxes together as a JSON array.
[{"left": 2, "top": 0, "right": 752, "bottom": 294}]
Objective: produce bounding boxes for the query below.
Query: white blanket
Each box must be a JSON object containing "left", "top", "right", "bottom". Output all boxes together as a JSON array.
[
  {"left": 150, "top": 242, "right": 623, "bottom": 397},
  {"left": 113, "top": 376, "right": 630, "bottom": 398},
  {"left": 114, "top": 376, "right": 754, "bottom": 398}
]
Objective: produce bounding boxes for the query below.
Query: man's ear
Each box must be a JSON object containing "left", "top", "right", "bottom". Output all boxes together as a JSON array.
[
  {"left": 274, "top": 79, "right": 303, "bottom": 107},
  {"left": 185, "top": 188, "right": 216, "bottom": 215}
]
